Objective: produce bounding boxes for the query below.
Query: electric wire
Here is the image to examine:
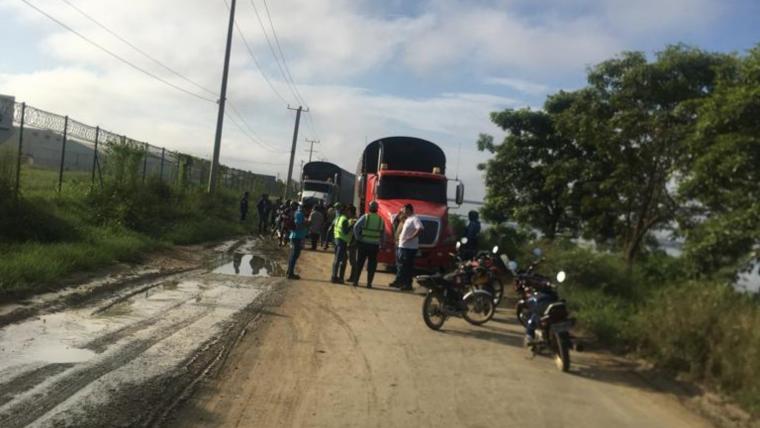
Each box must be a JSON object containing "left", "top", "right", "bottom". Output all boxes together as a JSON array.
[
  {"left": 59, "top": 0, "right": 284, "bottom": 150},
  {"left": 248, "top": 0, "right": 303, "bottom": 106},
  {"left": 221, "top": 0, "right": 291, "bottom": 106},
  {"left": 58, "top": 0, "right": 217, "bottom": 97},
  {"left": 20, "top": 0, "right": 217, "bottom": 103},
  {"left": 260, "top": 0, "right": 308, "bottom": 107}
]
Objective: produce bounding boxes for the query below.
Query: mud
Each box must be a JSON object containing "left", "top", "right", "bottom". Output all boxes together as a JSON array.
[{"left": 0, "top": 237, "right": 287, "bottom": 428}]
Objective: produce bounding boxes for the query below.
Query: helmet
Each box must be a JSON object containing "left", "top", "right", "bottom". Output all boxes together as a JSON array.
[
  {"left": 369, "top": 201, "right": 379, "bottom": 212},
  {"left": 333, "top": 202, "right": 343, "bottom": 209}
]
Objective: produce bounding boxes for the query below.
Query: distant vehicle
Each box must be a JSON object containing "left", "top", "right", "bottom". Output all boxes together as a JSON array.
[
  {"left": 299, "top": 161, "right": 355, "bottom": 207},
  {"left": 354, "top": 136, "right": 464, "bottom": 271}
]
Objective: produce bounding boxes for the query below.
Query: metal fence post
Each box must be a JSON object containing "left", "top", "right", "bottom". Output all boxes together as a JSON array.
[
  {"left": 159, "top": 147, "right": 165, "bottom": 181},
  {"left": 58, "top": 115, "right": 69, "bottom": 193},
  {"left": 142, "top": 143, "right": 148, "bottom": 183},
  {"left": 91, "top": 126, "right": 100, "bottom": 186},
  {"left": 14, "top": 102, "right": 26, "bottom": 203}
]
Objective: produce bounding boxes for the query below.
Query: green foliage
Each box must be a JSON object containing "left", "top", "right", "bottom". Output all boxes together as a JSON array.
[
  {"left": 634, "top": 281, "right": 760, "bottom": 413},
  {"left": 449, "top": 214, "right": 466, "bottom": 240},
  {"left": 680, "top": 46, "right": 760, "bottom": 274},
  {"left": 0, "top": 145, "right": 15, "bottom": 197},
  {"left": 477, "top": 107, "right": 580, "bottom": 238},
  {"left": 478, "top": 45, "right": 733, "bottom": 266}
]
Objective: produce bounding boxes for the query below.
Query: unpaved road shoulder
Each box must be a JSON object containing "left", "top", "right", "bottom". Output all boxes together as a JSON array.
[{"left": 170, "top": 249, "right": 713, "bottom": 428}]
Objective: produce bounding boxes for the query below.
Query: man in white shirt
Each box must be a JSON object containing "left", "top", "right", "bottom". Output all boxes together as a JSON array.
[{"left": 391, "top": 204, "right": 423, "bottom": 291}]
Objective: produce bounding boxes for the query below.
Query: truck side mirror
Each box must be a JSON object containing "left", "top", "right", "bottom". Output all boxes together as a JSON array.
[{"left": 455, "top": 182, "right": 465, "bottom": 206}]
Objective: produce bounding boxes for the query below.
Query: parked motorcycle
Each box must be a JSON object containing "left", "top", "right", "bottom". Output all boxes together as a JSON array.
[
  {"left": 417, "top": 257, "right": 495, "bottom": 330},
  {"left": 454, "top": 238, "right": 507, "bottom": 307},
  {"left": 508, "top": 253, "right": 576, "bottom": 372}
]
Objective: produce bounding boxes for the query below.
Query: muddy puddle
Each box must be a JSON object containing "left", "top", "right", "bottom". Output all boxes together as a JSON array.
[{"left": 212, "top": 253, "right": 284, "bottom": 277}]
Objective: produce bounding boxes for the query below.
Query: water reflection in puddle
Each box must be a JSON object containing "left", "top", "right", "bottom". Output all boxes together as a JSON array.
[{"left": 213, "top": 253, "right": 283, "bottom": 277}]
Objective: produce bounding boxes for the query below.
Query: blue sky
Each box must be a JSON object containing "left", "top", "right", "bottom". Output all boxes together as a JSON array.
[{"left": 1, "top": 0, "right": 759, "bottom": 203}]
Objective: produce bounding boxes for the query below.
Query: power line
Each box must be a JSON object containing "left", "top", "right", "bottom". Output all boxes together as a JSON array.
[
  {"left": 248, "top": 0, "right": 302, "bottom": 106},
  {"left": 59, "top": 0, "right": 274, "bottom": 151},
  {"left": 222, "top": 0, "right": 290, "bottom": 106},
  {"left": 260, "top": 0, "right": 308, "bottom": 107},
  {"left": 20, "top": 0, "right": 217, "bottom": 103},
  {"left": 58, "top": 0, "right": 217, "bottom": 97},
  {"left": 225, "top": 101, "right": 279, "bottom": 151}
]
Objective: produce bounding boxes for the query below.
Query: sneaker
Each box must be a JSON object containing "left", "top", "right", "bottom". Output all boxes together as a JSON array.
[
  {"left": 389, "top": 282, "right": 401, "bottom": 288},
  {"left": 366, "top": 284, "right": 372, "bottom": 289},
  {"left": 351, "top": 282, "right": 358, "bottom": 287},
  {"left": 287, "top": 274, "right": 300, "bottom": 280}
]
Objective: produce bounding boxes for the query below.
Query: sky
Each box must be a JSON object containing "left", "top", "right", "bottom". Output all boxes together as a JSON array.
[{"left": 1, "top": 0, "right": 759, "bottom": 205}]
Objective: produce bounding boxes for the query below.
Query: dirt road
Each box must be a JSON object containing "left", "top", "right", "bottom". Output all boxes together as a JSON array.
[
  {"left": 171, "top": 249, "right": 713, "bottom": 428},
  {"left": 0, "top": 238, "right": 283, "bottom": 427}
]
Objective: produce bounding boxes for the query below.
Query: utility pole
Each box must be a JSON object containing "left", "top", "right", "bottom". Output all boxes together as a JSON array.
[
  {"left": 304, "top": 138, "right": 319, "bottom": 162},
  {"left": 283, "top": 105, "right": 307, "bottom": 199},
  {"left": 208, "top": 0, "right": 237, "bottom": 193}
]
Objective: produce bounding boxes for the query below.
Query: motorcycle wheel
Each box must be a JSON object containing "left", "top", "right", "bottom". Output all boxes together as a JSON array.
[
  {"left": 516, "top": 303, "right": 530, "bottom": 328},
  {"left": 553, "top": 331, "right": 571, "bottom": 372},
  {"left": 491, "top": 279, "right": 504, "bottom": 307},
  {"left": 422, "top": 291, "right": 446, "bottom": 331},
  {"left": 462, "top": 293, "right": 495, "bottom": 325}
]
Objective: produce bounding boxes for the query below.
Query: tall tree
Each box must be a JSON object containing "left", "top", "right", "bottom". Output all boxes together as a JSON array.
[
  {"left": 477, "top": 106, "right": 579, "bottom": 239},
  {"left": 680, "top": 47, "right": 760, "bottom": 274}
]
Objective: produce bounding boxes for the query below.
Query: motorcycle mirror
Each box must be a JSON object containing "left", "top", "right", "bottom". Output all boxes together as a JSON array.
[
  {"left": 557, "top": 271, "right": 567, "bottom": 283},
  {"left": 532, "top": 247, "right": 543, "bottom": 257},
  {"left": 492, "top": 245, "right": 499, "bottom": 254},
  {"left": 456, "top": 241, "right": 461, "bottom": 250},
  {"left": 507, "top": 261, "right": 518, "bottom": 271},
  {"left": 460, "top": 237, "right": 469, "bottom": 245}
]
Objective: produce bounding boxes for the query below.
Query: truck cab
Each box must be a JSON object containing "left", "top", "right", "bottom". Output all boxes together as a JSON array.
[{"left": 356, "top": 137, "right": 464, "bottom": 271}]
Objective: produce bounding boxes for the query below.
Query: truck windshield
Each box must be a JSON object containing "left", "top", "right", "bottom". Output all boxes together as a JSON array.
[
  {"left": 377, "top": 176, "right": 447, "bottom": 204},
  {"left": 304, "top": 182, "right": 332, "bottom": 193}
]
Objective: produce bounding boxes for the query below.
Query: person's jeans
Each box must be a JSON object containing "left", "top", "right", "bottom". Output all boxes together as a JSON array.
[
  {"left": 287, "top": 238, "right": 302, "bottom": 276},
  {"left": 331, "top": 239, "right": 348, "bottom": 280},
  {"left": 395, "top": 248, "right": 416, "bottom": 288},
  {"left": 257, "top": 211, "right": 268, "bottom": 233},
  {"left": 309, "top": 233, "right": 319, "bottom": 250},
  {"left": 351, "top": 242, "right": 379, "bottom": 285},
  {"left": 526, "top": 292, "right": 556, "bottom": 338}
]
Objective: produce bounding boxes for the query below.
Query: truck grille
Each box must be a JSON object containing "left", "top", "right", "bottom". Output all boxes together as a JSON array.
[{"left": 419, "top": 218, "right": 440, "bottom": 247}]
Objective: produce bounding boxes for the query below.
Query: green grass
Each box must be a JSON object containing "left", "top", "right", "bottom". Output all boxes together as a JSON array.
[
  {"left": 512, "top": 240, "right": 760, "bottom": 415},
  {"left": 1, "top": 160, "right": 261, "bottom": 300}
]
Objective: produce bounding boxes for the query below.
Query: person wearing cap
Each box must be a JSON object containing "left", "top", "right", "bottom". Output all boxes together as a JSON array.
[
  {"left": 286, "top": 201, "right": 307, "bottom": 280},
  {"left": 392, "top": 204, "right": 423, "bottom": 291},
  {"left": 349, "top": 201, "right": 385, "bottom": 288},
  {"left": 346, "top": 205, "right": 358, "bottom": 279},
  {"left": 388, "top": 207, "right": 408, "bottom": 287},
  {"left": 323, "top": 203, "right": 337, "bottom": 250},
  {"left": 330, "top": 203, "right": 350, "bottom": 284}
]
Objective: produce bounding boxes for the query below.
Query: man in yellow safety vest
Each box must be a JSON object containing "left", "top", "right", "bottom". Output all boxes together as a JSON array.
[
  {"left": 330, "top": 203, "right": 351, "bottom": 284},
  {"left": 349, "top": 201, "right": 386, "bottom": 288}
]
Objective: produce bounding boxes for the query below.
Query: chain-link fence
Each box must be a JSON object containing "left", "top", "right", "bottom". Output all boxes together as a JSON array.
[{"left": 0, "top": 100, "right": 279, "bottom": 199}]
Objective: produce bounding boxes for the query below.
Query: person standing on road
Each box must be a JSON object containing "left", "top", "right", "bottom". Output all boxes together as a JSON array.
[
  {"left": 388, "top": 207, "right": 407, "bottom": 287},
  {"left": 461, "top": 210, "right": 481, "bottom": 259},
  {"left": 330, "top": 203, "right": 350, "bottom": 284},
  {"left": 346, "top": 206, "right": 358, "bottom": 280},
  {"left": 308, "top": 204, "right": 324, "bottom": 250},
  {"left": 256, "top": 194, "right": 272, "bottom": 234},
  {"left": 391, "top": 204, "right": 423, "bottom": 291},
  {"left": 323, "top": 204, "right": 336, "bottom": 250},
  {"left": 240, "top": 192, "right": 250, "bottom": 223},
  {"left": 349, "top": 201, "right": 385, "bottom": 288},
  {"left": 287, "top": 202, "right": 307, "bottom": 280}
]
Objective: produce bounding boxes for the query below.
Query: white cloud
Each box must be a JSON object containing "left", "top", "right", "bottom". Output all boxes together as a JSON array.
[
  {"left": 484, "top": 77, "right": 550, "bottom": 95},
  {"left": 0, "top": 0, "right": 729, "bottom": 199}
]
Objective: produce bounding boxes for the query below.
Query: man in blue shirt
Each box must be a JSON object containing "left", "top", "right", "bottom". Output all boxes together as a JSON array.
[
  {"left": 287, "top": 202, "right": 307, "bottom": 280},
  {"left": 461, "top": 210, "right": 481, "bottom": 259}
]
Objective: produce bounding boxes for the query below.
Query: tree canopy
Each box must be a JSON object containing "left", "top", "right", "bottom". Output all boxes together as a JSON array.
[{"left": 478, "top": 44, "right": 758, "bottom": 271}]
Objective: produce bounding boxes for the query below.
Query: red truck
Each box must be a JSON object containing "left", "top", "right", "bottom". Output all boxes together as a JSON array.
[{"left": 354, "top": 137, "right": 464, "bottom": 271}]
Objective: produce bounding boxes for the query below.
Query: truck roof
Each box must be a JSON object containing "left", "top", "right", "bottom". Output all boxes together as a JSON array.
[{"left": 359, "top": 136, "right": 446, "bottom": 175}]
